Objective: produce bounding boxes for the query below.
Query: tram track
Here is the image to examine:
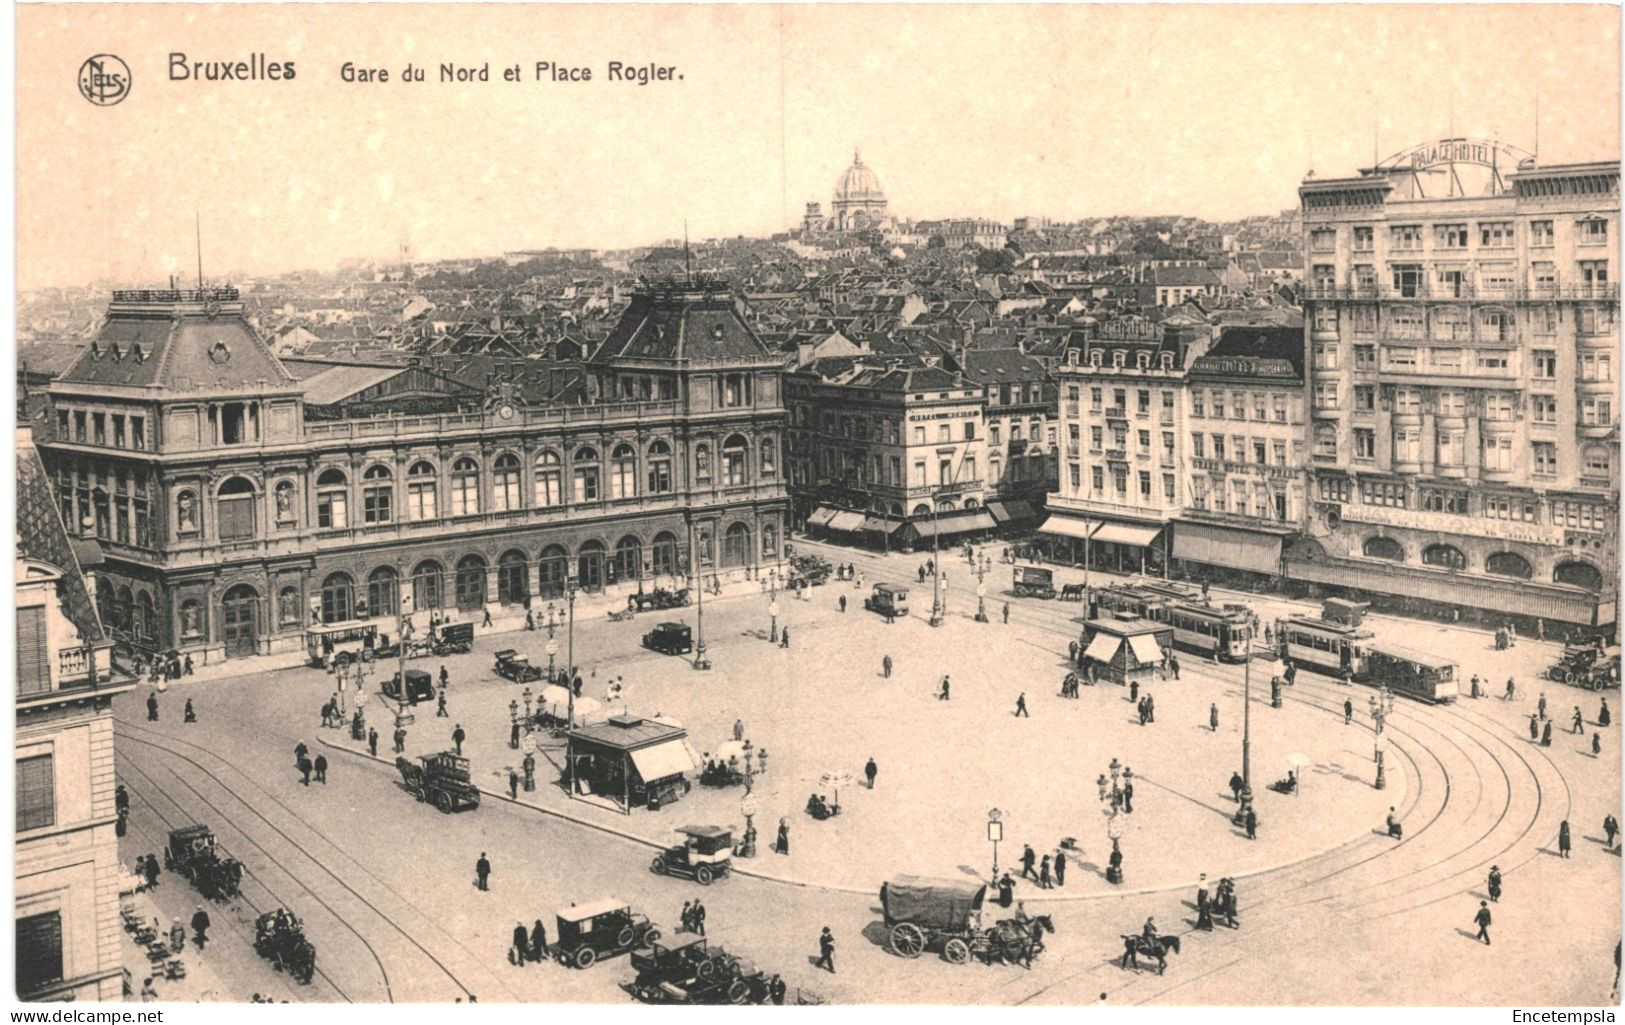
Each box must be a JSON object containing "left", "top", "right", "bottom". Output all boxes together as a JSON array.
[{"left": 115, "top": 718, "right": 492, "bottom": 1002}]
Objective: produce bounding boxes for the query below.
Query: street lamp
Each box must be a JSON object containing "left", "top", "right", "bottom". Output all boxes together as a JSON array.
[
  {"left": 740, "top": 792, "right": 759, "bottom": 859},
  {"left": 1232, "top": 647, "right": 1254, "bottom": 828},
  {"left": 689, "top": 541, "right": 712, "bottom": 671},
  {"left": 987, "top": 808, "right": 1004, "bottom": 882},
  {"left": 767, "top": 569, "right": 780, "bottom": 643},
  {"left": 565, "top": 579, "right": 578, "bottom": 727},
  {"left": 509, "top": 699, "right": 520, "bottom": 749},
  {"left": 544, "top": 603, "right": 560, "bottom": 683},
  {"left": 1374, "top": 730, "right": 1387, "bottom": 790},
  {"left": 975, "top": 564, "right": 989, "bottom": 624},
  {"left": 522, "top": 685, "right": 533, "bottom": 722}
]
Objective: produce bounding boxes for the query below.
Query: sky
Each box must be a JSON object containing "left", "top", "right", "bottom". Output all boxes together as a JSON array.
[{"left": 16, "top": 4, "right": 1621, "bottom": 291}]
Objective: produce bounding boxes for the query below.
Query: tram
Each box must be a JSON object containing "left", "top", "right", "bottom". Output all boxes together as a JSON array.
[
  {"left": 1090, "top": 584, "right": 1253, "bottom": 662},
  {"left": 1274, "top": 613, "right": 1372, "bottom": 678},
  {"left": 1363, "top": 643, "right": 1459, "bottom": 703}
]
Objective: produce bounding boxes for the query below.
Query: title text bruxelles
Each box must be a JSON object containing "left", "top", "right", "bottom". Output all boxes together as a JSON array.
[{"left": 169, "top": 52, "right": 295, "bottom": 81}]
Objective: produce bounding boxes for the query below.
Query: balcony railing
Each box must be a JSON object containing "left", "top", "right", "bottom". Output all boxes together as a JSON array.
[
  {"left": 58, "top": 646, "right": 91, "bottom": 680},
  {"left": 303, "top": 400, "right": 684, "bottom": 442},
  {"left": 1104, "top": 408, "right": 1127, "bottom": 420},
  {"left": 1302, "top": 283, "right": 1620, "bottom": 302}
]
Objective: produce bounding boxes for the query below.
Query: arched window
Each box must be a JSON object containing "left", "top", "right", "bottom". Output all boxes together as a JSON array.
[
  {"left": 1555, "top": 560, "right": 1603, "bottom": 591},
  {"left": 534, "top": 451, "right": 562, "bottom": 507},
  {"left": 1486, "top": 551, "right": 1534, "bottom": 579},
  {"left": 1583, "top": 444, "right": 1612, "bottom": 478},
  {"left": 723, "top": 434, "right": 749, "bottom": 486},
  {"left": 179, "top": 598, "right": 206, "bottom": 640},
  {"left": 411, "top": 560, "right": 444, "bottom": 611},
  {"left": 114, "top": 586, "right": 133, "bottom": 633},
  {"left": 498, "top": 550, "right": 530, "bottom": 605},
  {"left": 573, "top": 447, "right": 601, "bottom": 503},
  {"left": 316, "top": 468, "right": 348, "bottom": 529},
  {"left": 577, "top": 540, "right": 606, "bottom": 592},
  {"left": 492, "top": 453, "right": 521, "bottom": 512},
  {"left": 912, "top": 503, "right": 931, "bottom": 516},
  {"left": 367, "top": 566, "right": 400, "bottom": 617},
  {"left": 362, "top": 465, "right": 394, "bottom": 525},
  {"left": 615, "top": 535, "right": 643, "bottom": 582},
  {"left": 1422, "top": 543, "right": 1466, "bottom": 570},
  {"left": 320, "top": 572, "right": 355, "bottom": 624},
  {"left": 610, "top": 444, "right": 637, "bottom": 500},
  {"left": 277, "top": 586, "right": 301, "bottom": 628},
  {"left": 407, "top": 461, "right": 437, "bottom": 521},
  {"left": 759, "top": 436, "right": 777, "bottom": 478},
  {"left": 695, "top": 443, "right": 712, "bottom": 484},
  {"left": 1362, "top": 536, "right": 1404, "bottom": 561},
  {"left": 217, "top": 476, "right": 256, "bottom": 540},
  {"left": 455, "top": 554, "right": 487, "bottom": 611},
  {"left": 175, "top": 488, "right": 200, "bottom": 535},
  {"left": 273, "top": 480, "right": 297, "bottom": 526},
  {"left": 722, "top": 522, "right": 751, "bottom": 568},
  {"left": 538, "top": 544, "right": 569, "bottom": 599},
  {"left": 762, "top": 522, "right": 779, "bottom": 559},
  {"left": 647, "top": 440, "right": 673, "bottom": 494},
  {"left": 136, "top": 591, "right": 156, "bottom": 640},
  {"left": 890, "top": 502, "right": 905, "bottom": 517},
  {"left": 651, "top": 531, "right": 679, "bottom": 577},
  {"left": 450, "top": 458, "right": 480, "bottom": 516},
  {"left": 963, "top": 497, "right": 980, "bottom": 509}
]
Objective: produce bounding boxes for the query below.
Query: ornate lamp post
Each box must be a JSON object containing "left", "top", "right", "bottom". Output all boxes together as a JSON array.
[
  {"left": 689, "top": 543, "right": 712, "bottom": 671},
  {"left": 355, "top": 687, "right": 367, "bottom": 741},
  {"left": 544, "top": 603, "right": 560, "bottom": 683},
  {"left": 975, "top": 570, "right": 989, "bottom": 624},
  {"left": 1233, "top": 648, "right": 1255, "bottom": 828},
  {"left": 987, "top": 808, "right": 1004, "bottom": 882},
  {"left": 565, "top": 579, "right": 578, "bottom": 727},
  {"left": 509, "top": 699, "right": 520, "bottom": 749},
  {"left": 767, "top": 568, "right": 781, "bottom": 643},
  {"left": 740, "top": 792, "right": 759, "bottom": 859},
  {"left": 522, "top": 685, "right": 533, "bottom": 723},
  {"left": 1374, "top": 730, "right": 1387, "bottom": 790}
]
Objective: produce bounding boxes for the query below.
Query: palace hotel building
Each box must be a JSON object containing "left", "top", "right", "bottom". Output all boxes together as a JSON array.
[{"left": 1293, "top": 143, "right": 1619, "bottom": 629}]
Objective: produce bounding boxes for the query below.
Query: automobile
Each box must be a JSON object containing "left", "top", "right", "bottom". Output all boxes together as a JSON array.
[
  {"left": 382, "top": 668, "right": 435, "bottom": 705},
  {"left": 494, "top": 649, "right": 543, "bottom": 683},
  {"left": 650, "top": 825, "right": 734, "bottom": 885},
  {"left": 862, "top": 583, "right": 909, "bottom": 618},
  {"left": 629, "top": 937, "right": 763, "bottom": 1004},
  {"left": 642, "top": 622, "right": 694, "bottom": 656},
  {"left": 789, "top": 554, "right": 833, "bottom": 587},
  {"left": 552, "top": 899, "right": 660, "bottom": 969}
]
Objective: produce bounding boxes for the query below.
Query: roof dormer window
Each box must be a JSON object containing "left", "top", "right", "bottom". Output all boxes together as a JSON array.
[{"left": 209, "top": 340, "right": 231, "bottom": 364}]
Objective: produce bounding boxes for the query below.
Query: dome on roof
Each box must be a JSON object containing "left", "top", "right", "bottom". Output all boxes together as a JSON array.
[{"left": 834, "top": 151, "right": 886, "bottom": 204}]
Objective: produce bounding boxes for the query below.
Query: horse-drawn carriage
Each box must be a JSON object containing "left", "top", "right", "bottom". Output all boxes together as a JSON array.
[
  {"left": 880, "top": 875, "right": 1052, "bottom": 966},
  {"left": 163, "top": 825, "right": 243, "bottom": 901},
  {"left": 1012, "top": 566, "right": 1056, "bottom": 600},
  {"left": 254, "top": 909, "right": 316, "bottom": 984},
  {"left": 1547, "top": 643, "right": 1621, "bottom": 691},
  {"left": 395, "top": 751, "right": 482, "bottom": 813},
  {"left": 788, "top": 554, "right": 832, "bottom": 588},
  {"left": 629, "top": 587, "right": 692, "bottom": 613}
]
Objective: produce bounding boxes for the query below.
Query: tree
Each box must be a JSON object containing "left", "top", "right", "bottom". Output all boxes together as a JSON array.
[
  {"left": 975, "top": 248, "right": 1016, "bottom": 274},
  {"left": 927, "top": 235, "right": 947, "bottom": 249}
]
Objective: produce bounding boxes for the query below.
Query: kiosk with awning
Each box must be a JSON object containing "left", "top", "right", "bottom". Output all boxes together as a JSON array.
[
  {"left": 1172, "top": 521, "right": 1286, "bottom": 577},
  {"left": 1079, "top": 614, "right": 1174, "bottom": 686},
  {"left": 566, "top": 714, "right": 696, "bottom": 814}
]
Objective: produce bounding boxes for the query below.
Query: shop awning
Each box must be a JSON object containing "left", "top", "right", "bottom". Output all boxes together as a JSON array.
[
  {"left": 807, "top": 507, "right": 837, "bottom": 527},
  {"left": 828, "top": 511, "right": 868, "bottom": 532},
  {"left": 1038, "top": 514, "right": 1101, "bottom": 540},
  {"left": 1084, "top": 633, "right": 1121, "bottom": 663},
  {"left": 1128, "top": 634, "right": 1165, "bottom": 665},
  {"left": 987, "top": 500, "right": 1037, "bottom": 524},
  {"left": 630, "top": 741, "right": 694, "bottom": 784},
  {"left": 1173, "top": 522, "right": 1283, "bottom": 575},
  {"left": 862, "top": 515, "right": 902, "bottom": 534},
  {"left": 1093, "top": 522, "right": 1165, "bottom": 547},
  {"left": 910, "top": 511, "right": 997, "bottom": 540}
]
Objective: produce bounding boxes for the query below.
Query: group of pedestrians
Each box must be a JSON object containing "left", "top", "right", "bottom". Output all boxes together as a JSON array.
[
  {"left": 1136, "top": 693, "right": 1156, "bottom": 726},
  {"left": 1017, "top": 843, "right": 1069, "bottom": 888},
  {"left": 677, "top": 900, "right": 708, "bottom": 936},
  {"left": 510, "top": 920, "right": 549, "bottom": 965},
  {"left": 1193, "top": 874, "right": 1239, "bottom": 930},
  {"left": 292, "top": 741, "right": 327, "bottom": 785}
]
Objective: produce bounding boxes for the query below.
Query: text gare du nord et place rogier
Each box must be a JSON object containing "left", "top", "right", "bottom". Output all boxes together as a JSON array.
[{"left": 339, "top": 61, "right": 682, "bottom": 84}]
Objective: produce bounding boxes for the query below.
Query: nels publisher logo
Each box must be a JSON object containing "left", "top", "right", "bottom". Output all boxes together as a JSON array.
[{"left": 78, "top": 54, "right": 130, "bottom": 106}]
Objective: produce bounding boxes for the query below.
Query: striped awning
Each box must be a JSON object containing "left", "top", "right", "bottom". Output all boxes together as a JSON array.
[
  {"left": 1093, "top": 522, "right": 1164, "bottom": 547},
  {"left": 828, "top": 511, "right": 868, "bottom": 532},
  {"left": 1038, "top": 514, "right": 1101, "bottom": 540},
  {"left": 807, "top": 507, "right": 838, "bottom": 527},
  {"left": 988, "top": 500, "right": 1037, "bottom": 524}
]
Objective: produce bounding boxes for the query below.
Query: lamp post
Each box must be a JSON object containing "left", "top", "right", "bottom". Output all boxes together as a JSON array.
[
  {"left": 565, "top": 579, "right": 577, "bottom": 728},
  {"left": 1374, "top": 730, "right": 1387, "bottom": 790},
  {"left": 522, "top": 685, "right": 533, "bottom": 723},
  {"left": 987, "top": 808, "right": 1003, "bottom": 882},
  {"left": 975, "top": 559, "right": 989, "bottom": 623},
  {"left": 767, "top": 569, "right": 780, "bottom": 643},
  {"left": 740, "top": 792, "right": 759, "bottom": 859},
  {"left": 691, "top": 542, "right": 712, "bottom": 671},
  {"left": 544, "top": 603, "right": 559, "bottom": 683},
  {"left": 509, "top": 699, "right": 520, "bottom": 749},
  {"left": 1233, "top": 648, "right": 1254, "bottom": 827},
  {"left": 929, "top": 501, "right": 945, "bottom": 628}
]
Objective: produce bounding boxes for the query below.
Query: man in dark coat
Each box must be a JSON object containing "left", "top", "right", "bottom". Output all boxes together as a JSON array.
[
  {"left": 530, "top": 919, "right": 549, "bottom": 961},
  {"left": 191, "top": 906, "right": 211, "bottom": 949},
  {"left": 1229, "top": 771, "right": 1244, "bottom": 802},
  {"left": 508, "top": 769, "right": 519, "bottom": 800},
  {"left": 1605, "top": 813, "right": 1619, "bottom": 849},
  {"left": 1220, "top": 878, "right": 1238, "bottom": 929},
  {"left": 394, "top": 727, "right": 407, "bottom": 754},
  {"left": 437, "top": 692, "right": 449, "bottom": 718},
  {"left": 452, "top": 723, "right": 466, "bottom": 755},
  {"left": 513, "top": 922, "right": 530, "bottom": 965},
  {"left": 143, "top": 855, "right": 160, "bottom": 889},
  {"left": 882, "top": 655, "right": 892, "bottom": 678},
  {"left": 439, "top": 665, "right": 450, "bottom": 691},
  {"left": 1129, "top": 679, "right": 1140, "bottom": 703},
  {"left": 298, "top": 755, "right": 313, "bottom": 785},
  {"left": 865, "top": 758, "right": 878, "bottom": 789},
  {"left": 776, "top": 819, "right": 790, "bottom": 855},
  {"left": 294, "top": 741, "right": 308, "bottom": 766},
  {"left": 1474, "top": 901, "right": 1492, "bottom": 945},
  {"left": 476, "top": 852, "right": 492, "bottom": 890},
  {"left": 1038, "top": 855, "right": 1052, "bottom": 889},
  {"left": 147, "top": 691, "right": 159, "bottom": 721},
  {"left": 769, "top": 975, "right": 787, "bottom": 1005},
  {"left": 815, "top": 926, "right": 835, "bottom": 973},
  {"left": 1054, "top": 850, "right": 1066, "bottom": 887},
  {"left": 1558, "top": 819, "right": 1572, "bottom": 858},
  {"left": 1244, "top": 806, "right": 1258, "bottom": 840},
  {"left": 1195, "top": 875, "right": 1213, "bottom": 930},
  {"left": 693, "top": 901, "right": 707, "bottom": 937},
  {"left": 1014, "top": 692, "right": 1029, "bottom": 717},
  {"left": 1487, "top": 865, "right": 1502, "bottom": 902},
  {"left": 368, "top": 727, "right": 379, "bottom": 757},
  {"left": 1344, "top": 699, "right": 1354, "bottom": 725},
  {"left": 780, "top": 627, "right": 790, "bottom": 649},
  {"left": 1530, "top": 714, "right": 1541, "bottom": 741},
  {"left": 1020, "top": 844, "right": 1038, "bottom": 881},
  {"left": 1210, "top": 704, "right": 1219, "bottom": 732},
  {"left": 313, "top": 754, "right": 327, "bottom": 783},
  {"left": 1169, "top": 656, "right": 1180, "bottom": 680},
  {"left": 1146, "top": 695, "right": 1156, "bottom": 723}
]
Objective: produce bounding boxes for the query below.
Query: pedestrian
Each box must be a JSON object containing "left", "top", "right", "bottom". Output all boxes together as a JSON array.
[
  {"left": 1123, "top": 778, "right": 1135, "bottom": 814},
  {"left": 838, "top": 594, "right": 847, "bottom": 613},
  {"left": 530, "top": 919, "right": 549, "bottom": 962},
  {"left": 452, "top": 723, "right": 466, "bottom": 755},
  {"left": 1147, "top": 694, "right": 1156, "bottom": 723},
  {"left": 508, "top": 768, "right": 519, "bottom": 800},
  {"left": 1558, "top": 820, "right": 1572, "bottom": 858},
  {"left": 476, "top": 851, "right": 492, "bottom": 890},
  {"left": 1003, "top": 602, "right": 1010, "bottom": 624},
  {"left": 298, "top": 755, "right": 312, "bottom": 785},
  {"left": 147, "top": 690, "right": 159, "bottom": 721},
  {"left": 513, "top": 922, "right": 530, "bottom": 966},
  {"left": 1487, "top": 865, "right": 1502, "bottom": 902},
  {"left": 769, "top": 975, "right": 787, "bottom": 1005},
  {"left": 184, "top": 699, "right": 197, "bottom": 723},
  {"left": 882, "top": 654, "right": 892, "bottom": 678},
  {"left": 1137, "top": 697, "right": 1148, "bottom": 726},
  {"left": 1574, "top": 706, "right": 1586, "bottom": 734},
  {"left": 1542, "top": 719, "right": 1553, "bottom": 747},
  {"left": 1210, "top": 703, "right": 1219, "bottom": 732},
  {"left": 439, "top": 665, "right": 450, "bottom": 692},
  {"left": 679, "top": 900, "right": 692, "bottom": 934},
  {"left": 169, "top": 918, "right": 185, "bottom": 953},
  {"left": 368, "top": 727, "right": 379, "bottom": 757},
  {"left": 1539, "top": 692, "right": 1548, "bottom": 720},
  {"left": 938, "top": 676, "right": 951, "bottom": 701},
  {"left": 191, "top": 905, "right": 211, "bottom": 949},
  {"left": 1594, "top": 733, "right": 1603, "bottom": 758},
  {"left": 1244, "top": 806, "right": 1257, "bottom": 840},
  {"left": 1344, "top": 698, "right": 1354, "bottom": 725},
  {"left": 733, "top": 719, "right": 744, "bottom": 741},
  {"left": 313, "top": 754, "right": 327, "bottom": 783},
  {"left": 865, "top": 757, "right": 878, "bottom": 790},
  {"left": 1170, "top": 655, "right": 1180, "bottom": 680},
  {"left": 693, "top": 901, "right": 707, "bottom": 937},
  {"left": 295, "top": 741, "right": 308, "bottom": 766},
  {"left": 1070, "top": 640, "right": 1080, "bottom": 663},
  {"left": 143, "top": 854, "right": 160, "bottom": 889},
  {"left": 1129, "top": 679, "right": 1139, "bottom": 703},
  {"left": 758, "top": 748, "right": 769, "bottom": 774},
  {"left": 1220, "top": 878, "right": 1238, "bottom": 929},
  {"left": 1021, "top": 844, "right": 1038, "bottom": 881},
  {"left": 140, "top": 977, "right": 159, "bottom": 1002},
  {"left": 1474, "top": 901, "right": 1492, "bottom": 945},
  {"left": 1601, "top": 698, "right": 1612, "bottom": 728},
  {"left": 998, "top": 872, "right": 1016, "bottom": 907},
  {"left": 777, "top": 818, "right": 790, "bottom": 855},
  {"left": 1107, "top": 845, "right": 1123, "bottom": 885},
  {"left": 437, "top": 692, "right": 448, "bottom": 718},
  {"left": 1055, "top": 850, "right": 1067, "bottom": 887},
  {"left": 1505, "top": 677, "right": 1516, "bottom": 701},
  {"left": 1605, "top": 813, "right": 1619, "bottom": 849},
  {"left": 482, "top": 607, "right": 493, "bottom": 628},
  {"left": 780, "top": 627, "right": 790, "bottom": 649},
  {"left": 1530, "top": 714, "right": 1541, "bottom": 742},
  {"left": 1538, "top": 618, "right": 1546, "bottom": 641},
  {"left": 394, "top": 727, "right": 407, "bottom": 754},
  {"left": 815, "top": 926, "right": 836, "bottom": 973},
  {"left": 1014, "top": 692, "right": 1029, "bottom": 717},
  {"left": 1196, "top": 875, "right": 1213, "bottom": 931},
  {"left": 1039, "top": 855, "right": 1052, "bottom": 889},
  {"left": 183, "top": 655, "right": 194, "bottom": 677},
  {"left": 1387, "top": 806, "right": 1403, "bottom": 838},
  {"left": 1229, "top": 771, "right": 1244, "bottom": 802}
]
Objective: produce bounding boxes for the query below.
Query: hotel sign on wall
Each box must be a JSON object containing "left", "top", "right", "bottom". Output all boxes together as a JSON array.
[
  {"left": 1378, "top": 138, "right": 1535, "bottom": 173},
  {"left": 1342, "top": 503, "right": 1565, "bottom": 547}
]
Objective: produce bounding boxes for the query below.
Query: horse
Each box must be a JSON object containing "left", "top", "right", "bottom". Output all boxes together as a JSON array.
[
  {"left": 1060, "top": 583, "right": 1085, "bottom": 601},
  {"left": 988, "top": 915, "right": 1055, "bottom": 967},
  {"left": 1119, "top": 934, "right": 1180, "bottom": 975}
]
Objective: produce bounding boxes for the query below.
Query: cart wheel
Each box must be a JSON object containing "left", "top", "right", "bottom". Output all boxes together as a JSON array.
[
  {"left": 437, "top": 791, "right": 454, "bottom": 813},
  {"left": 889, "top": 922, "right": 926, "bottom": 959},
  {"left": 727, "top": 980, "right": 751, "bottom": 1005},
  {"left": 695, "top": 865, "right": 714, "bottom": 885},
  {"left": 642, "top": 928, "right": 662, "bottom": 947},
  {"left": 650, "top": 857, "right": 668, "bottom": 875},
  {"left": 573, "top": 947, "right": 596, "bottom": 969},
  {"left": 943, "top": 938, "right": 971, "bottom": 965},
  {"left": 698, "top": 958, "right": 718, "bottom": 981},
  {"left": 617, "top": 926, "right": 635, "bottom": 949}
]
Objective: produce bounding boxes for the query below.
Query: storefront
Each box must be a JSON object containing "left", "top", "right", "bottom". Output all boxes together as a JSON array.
[
  {"left": 1172, "top": 520, "right": 1289, "bottom": 585},
  {"left": 1090, "top": 520, "right": 1168, "bottom": 575},
  {"left": 899, "top": 509, "right": 997, "bottom": 551},
  {"left": 1037, "top": 512, "right": 1099, "bottom": 564},
  {"left": 987, "top": 499, "right": 1040, "bottom": 534},
  {"left": 565, "top": 715, "right": 696, "bottom": 814}
]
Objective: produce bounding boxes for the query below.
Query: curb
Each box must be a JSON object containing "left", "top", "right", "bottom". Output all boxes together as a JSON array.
[{"left": 317, "top": 730, "right": 1409, "bottom": 905}]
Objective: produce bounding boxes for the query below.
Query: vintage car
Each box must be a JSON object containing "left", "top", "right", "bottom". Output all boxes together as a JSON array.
[
  {"left": 630, "top": 587, "right": 692, "bottom": 612},
  {"left": 788, "top": 554, "right": 833, "bottom": 587},
  {"left": 382, "top": 668, "right": 436, "bottom": 705},
  {"left": 552, "top": 899, "right": 660, "bottom": 969},
  {"left": 628, "top": 936, "right": 764, "bottom": 1004},
  {"left": 432, "top": 622, "right": 476, "bottom": 655},
  {"left": 863, "top": 583, "right": 909, "bottom": 618},
  {"left": 164, "top": 824, "right": 243, "bottom": 901},
  {"left": 650, "top": 825, "right": 734, "bottom": 885},
  {"left": 494, "top": 649, "right": 543, "bottom": 683},
  {"left": 643, "top": 622, "right": 694, "bottom": 656}
]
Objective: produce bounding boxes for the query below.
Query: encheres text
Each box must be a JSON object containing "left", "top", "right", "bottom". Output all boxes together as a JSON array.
[{"left": 169, "top": 53, "right": 295, "bottom": 81}]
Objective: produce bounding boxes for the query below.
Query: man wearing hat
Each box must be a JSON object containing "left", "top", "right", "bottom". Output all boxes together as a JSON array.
[
  {"left": 1487, "top": 865, "right": 1502, "bottom": 902},
  {"left": 1195, "top": 875, "right": 1214, "bottom": 930},
  {"left": 191, "top": 905, "right": 212, "bottom": 949}
]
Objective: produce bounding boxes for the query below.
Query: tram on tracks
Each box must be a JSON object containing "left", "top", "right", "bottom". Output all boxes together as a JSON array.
[
  {"left": 1090, "top": 583, "right": 1253, "bottom": 662},
  {"left": 1363, "top": 642, "right": 1459, "bottom": 703},
  {"left": 1274, "top": 612, "right": 1372, "bottom": 679}
]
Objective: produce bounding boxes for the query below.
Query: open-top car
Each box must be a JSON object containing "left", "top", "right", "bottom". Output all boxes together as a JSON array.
[
  {"left": 642, "top": 622, "right": 694, "bottom": 656},
  {"left": 494, "top": 649, "right": 543, "bottom": 683},
  {"left": 628, "top": 937, "right": 764, "bottom": 1005},
  {"left": 650, "top": 825, "right": 733, "bottom": 885},
  {"left": 552, "top": 899, "right": 660, "bottom": 969}
]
